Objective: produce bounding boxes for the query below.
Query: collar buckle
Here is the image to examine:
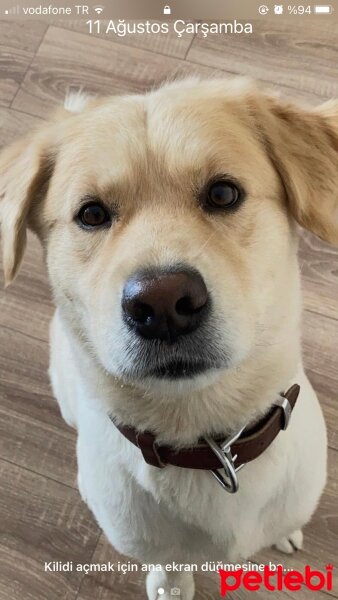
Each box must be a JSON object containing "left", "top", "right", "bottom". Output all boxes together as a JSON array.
[
  {"left": 273, "top": 394, "right": 292, "bottom": 430},
  {"left": 204, "top": 425, "right": 246, "bottom": 494}
]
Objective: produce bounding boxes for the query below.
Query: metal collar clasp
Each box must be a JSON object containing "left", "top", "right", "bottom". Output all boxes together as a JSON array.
[
  {"left": 204, "top": 425, "right": 246, "bottom": 494},
  {"left": 273, "top": 394, "right": 292, "bottom": 430}
]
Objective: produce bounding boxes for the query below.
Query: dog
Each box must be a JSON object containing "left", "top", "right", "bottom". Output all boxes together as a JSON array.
[{"left": 1, "top": 78, "right": 337, "bottom": 599}]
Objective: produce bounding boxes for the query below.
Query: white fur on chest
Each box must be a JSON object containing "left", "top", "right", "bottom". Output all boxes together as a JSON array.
[{"left": 50, "top": 311, "right": 327, "bottom": 565}]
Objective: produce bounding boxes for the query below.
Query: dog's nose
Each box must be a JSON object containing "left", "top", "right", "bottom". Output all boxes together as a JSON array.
[{"left": 122, "top": 268, "right": 209, "bottom": 341}]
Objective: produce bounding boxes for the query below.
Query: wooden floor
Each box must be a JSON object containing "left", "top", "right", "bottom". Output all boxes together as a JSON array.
[{"left": 0, "top": 17, "right": 338, "bottom": 600}]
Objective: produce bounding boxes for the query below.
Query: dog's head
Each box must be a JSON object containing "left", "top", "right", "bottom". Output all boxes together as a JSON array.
[{"left": 1, "top": 79, "right": 338, "bottom": 394}]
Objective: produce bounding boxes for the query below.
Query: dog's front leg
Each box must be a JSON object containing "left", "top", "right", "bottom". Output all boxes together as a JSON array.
[{"left": 146, "top": 569, "right": 195, "bottom": 600}]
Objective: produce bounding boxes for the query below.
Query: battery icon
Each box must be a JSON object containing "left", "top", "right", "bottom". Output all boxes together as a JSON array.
[{"left": 314, "top": 5, "right": 333, "bottom": 13}]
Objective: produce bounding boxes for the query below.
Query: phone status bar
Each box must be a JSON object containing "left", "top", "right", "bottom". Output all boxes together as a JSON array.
[{"left": 2, "top": 0, "right": 337, "bottom": 20}]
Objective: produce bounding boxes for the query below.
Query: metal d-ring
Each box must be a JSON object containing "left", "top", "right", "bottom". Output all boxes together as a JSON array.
[{"left": 204, "top": 425, "right": 246, "bottom": 494}]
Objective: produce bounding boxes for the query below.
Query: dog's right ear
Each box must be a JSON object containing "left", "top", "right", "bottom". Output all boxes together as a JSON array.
[
  {"left": 0, "top": 94, "right": 93, "bottom": 286},
  {"left": 0, "top": 129, "right": 56, "bottom": 286}
]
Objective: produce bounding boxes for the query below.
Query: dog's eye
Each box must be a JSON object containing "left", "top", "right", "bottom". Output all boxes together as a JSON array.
[
  {"left": 77, "top": 203, "right": 111, "bottom": 228},
  {"left": 206, "top": 180, "right": 241, "bottom": 211}
]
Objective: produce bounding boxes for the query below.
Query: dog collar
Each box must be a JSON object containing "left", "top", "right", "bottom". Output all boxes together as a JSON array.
[{"left": 111, "top": 384, "right": 300, "bottom": 494}]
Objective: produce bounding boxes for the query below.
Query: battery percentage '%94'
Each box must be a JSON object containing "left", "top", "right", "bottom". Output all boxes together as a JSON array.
[{"left": 288, "top": 5, "right": 312, "bottom": 13}]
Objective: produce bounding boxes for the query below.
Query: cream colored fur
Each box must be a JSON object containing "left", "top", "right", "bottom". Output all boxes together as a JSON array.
[{"left": 1, "top": 78, "right": 337, "bottom": 599}]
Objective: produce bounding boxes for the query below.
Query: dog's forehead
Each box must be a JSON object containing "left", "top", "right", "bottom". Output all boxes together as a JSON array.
[
  {"left": 59, "top": 83, "right": 267, "bottom": 191},
  {"left": 144, "top": 87, "right": 260, "bottom": 172}
]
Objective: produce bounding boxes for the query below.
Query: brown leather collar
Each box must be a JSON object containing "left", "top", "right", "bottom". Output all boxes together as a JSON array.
[{"left": 111, "top": 384, "right": 300, "bottom": 473}]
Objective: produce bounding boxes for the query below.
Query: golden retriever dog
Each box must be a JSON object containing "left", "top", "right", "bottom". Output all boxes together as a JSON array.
[{"left": 1, "top": 78, "right": 337, "bottom": 599}]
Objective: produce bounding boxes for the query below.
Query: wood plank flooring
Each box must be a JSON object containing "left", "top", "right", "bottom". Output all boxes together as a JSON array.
[{"left": 0, "top": 17, "right": 337, "bottom": 600}]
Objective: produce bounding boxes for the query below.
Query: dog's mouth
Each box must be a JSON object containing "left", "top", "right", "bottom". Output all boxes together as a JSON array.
[
  {"left": 115, "top": 318, "right": 233, "bottom": 384},
  {"left": 148, "top": 359, "right": 214, "bottom": 379}
]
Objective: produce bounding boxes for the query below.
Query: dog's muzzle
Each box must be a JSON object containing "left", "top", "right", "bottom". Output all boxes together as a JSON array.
[{"left": 120, "top": 265, "right": 221, "bottom": 379}]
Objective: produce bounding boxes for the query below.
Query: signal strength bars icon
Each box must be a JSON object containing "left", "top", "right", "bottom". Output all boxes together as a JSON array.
[
  {"left": 4, "top": 5, "right": 20, "bottom": 14},
  {"left": 94, "top": 5, "right": 104, "bottom": 14}
]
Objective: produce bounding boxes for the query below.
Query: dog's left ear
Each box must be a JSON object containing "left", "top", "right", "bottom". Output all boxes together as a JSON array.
[
  {"left": 254, "top": 95, "right": 338, "bottom": 246},
  {"left": 0, "top": 126, "right": 57, "bottom": 286}
]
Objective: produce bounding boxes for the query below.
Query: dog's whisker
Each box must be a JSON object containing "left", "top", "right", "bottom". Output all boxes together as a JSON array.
[{"left": 191, "top": 231, "right": 217, "bottom": 260}]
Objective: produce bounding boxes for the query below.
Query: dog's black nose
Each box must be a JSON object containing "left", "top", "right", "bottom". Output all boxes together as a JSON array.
[{"left": 122, "top": 267, "right": 209, "bottom": 341}]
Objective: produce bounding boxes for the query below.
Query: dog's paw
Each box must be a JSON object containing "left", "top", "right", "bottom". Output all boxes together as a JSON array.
[{"left": 275, "top": 529, "right": 303, "bottom": 554}]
